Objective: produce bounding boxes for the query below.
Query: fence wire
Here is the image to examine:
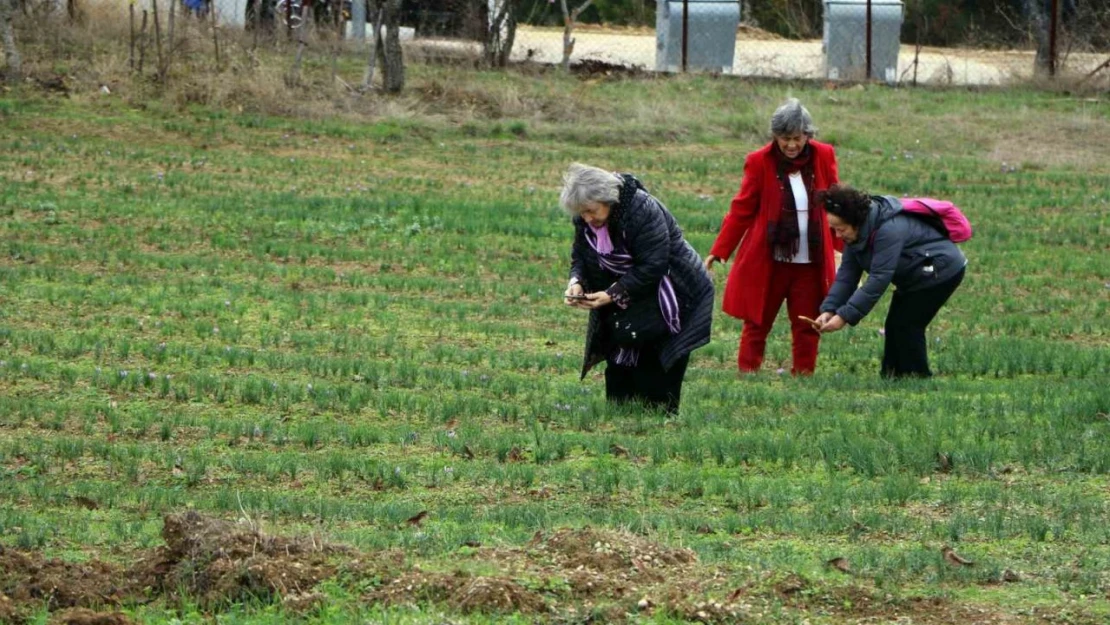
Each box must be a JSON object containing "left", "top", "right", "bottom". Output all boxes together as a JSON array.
[
  {"left": 196, "top": 0, "right": 1110, "bottom": 87},
  {"left": 374, "top": 0, "right": 1110, "bottom": 87}
]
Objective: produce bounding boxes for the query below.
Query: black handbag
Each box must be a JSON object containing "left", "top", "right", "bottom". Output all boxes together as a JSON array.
[{"left": 607, "top": 298, "right": 671, "bottom": 347}]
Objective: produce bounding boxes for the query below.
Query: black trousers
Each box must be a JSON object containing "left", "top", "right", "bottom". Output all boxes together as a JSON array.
[
  {"left": 881, "top": 267, "right": 965, "bottom": 379},
  {"left": 605, "top": 344, "right": 690, "bottom": 414}
]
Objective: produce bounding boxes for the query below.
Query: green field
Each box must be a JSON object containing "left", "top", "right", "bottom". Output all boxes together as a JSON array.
[{"left": 1, "top": 68, "right": 1109, "bottom": 624}]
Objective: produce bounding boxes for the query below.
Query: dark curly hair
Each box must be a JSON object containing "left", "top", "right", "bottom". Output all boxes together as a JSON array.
[{"left": 817, "top": 184, "right": 872, "bottom": 228}]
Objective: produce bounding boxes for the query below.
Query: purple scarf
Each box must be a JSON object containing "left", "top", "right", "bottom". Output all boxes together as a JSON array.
[{"left": 586, "top": 223, "right": 680, "bottom": 367}]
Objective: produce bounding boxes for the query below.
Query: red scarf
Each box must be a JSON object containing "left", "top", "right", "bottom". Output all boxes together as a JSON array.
[{"left": 768, "top": 142, "right": 821, "bottom": 262}]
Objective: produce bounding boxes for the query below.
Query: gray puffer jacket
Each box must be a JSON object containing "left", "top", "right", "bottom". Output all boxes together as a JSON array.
[{"left": 820, "top": 195, "right": 967, "bottom": 325}]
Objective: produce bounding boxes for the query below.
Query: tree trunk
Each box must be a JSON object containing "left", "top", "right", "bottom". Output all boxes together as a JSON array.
[
  {"left": 361, "top": 2, "right": 384, "bottom": 89},
  {"left": 484, "top": 0, "right": 517, "bottom": 68},
  {"left": 380, "top": 0, "right": 403, "bottom": 93},
  {"left": 164, "top": 0, "right": 175, "bottom": 78},
  {"left": 1026, "top": 0, "right": 1051, "bottom": 75},
  {"left": 1028, "top": 0, "right": 1078, "bottom": 77},
  {"left": 0, "top": 0, "right": 21, "bottom": 81},
  {"left": 559, "top": 0, "right": 592, "bottom": 71},
  {"left": 152, "top": 0, "right": 164, "bottom": 82},
  {"left": 496, "top": 5, "right": 515, "bottom": 67}
]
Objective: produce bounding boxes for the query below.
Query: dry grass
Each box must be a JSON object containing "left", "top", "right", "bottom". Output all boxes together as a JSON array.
[{"left": 7, "top": 1, "right": 1109, "bottom": 161}]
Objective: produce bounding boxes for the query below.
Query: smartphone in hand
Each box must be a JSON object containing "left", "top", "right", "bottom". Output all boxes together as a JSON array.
[{"left": 565, "top": 294, "right": 589, "bottom": 301}]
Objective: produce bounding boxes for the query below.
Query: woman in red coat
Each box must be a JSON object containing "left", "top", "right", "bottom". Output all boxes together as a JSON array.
[{"left": 704, "top": 99, "right": 840, "bottom": 375}]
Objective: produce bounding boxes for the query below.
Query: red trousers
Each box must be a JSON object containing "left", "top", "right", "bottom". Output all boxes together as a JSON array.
[{"left": 738, "top": 261, "right": 824, "bottom": 375}]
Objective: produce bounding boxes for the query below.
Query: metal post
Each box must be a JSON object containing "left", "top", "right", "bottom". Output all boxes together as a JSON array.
[
  {"left": 681, "top": 0, "right": 689, "bottom": 72},
  {"left": 351, "top": 0, "right": 366, "bottom": 39},
  {"left": 865, "top": 0, "right": 872, "bottom": 80},
  {"left": 1048, "top": 0, "right": 1058, "bottom": 76}
]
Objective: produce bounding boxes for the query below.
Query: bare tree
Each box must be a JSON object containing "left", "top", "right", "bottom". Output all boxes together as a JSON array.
[
  {"left": 484, "top": 0, "right": 517, "bottom": 67},
  {"left": 1025, "top": 0, "right": 1078, "bottom": 75},
  {"left": 0, "top": 0, "right": 20, "bottom": 81},
  {"left": 378, "top": 0, "right": 403, "bottom": 93},
  {"left": 361, "top": 2, "right": 384, "bottom": 89},
  {"left": 558, "top": 0, "right": 592, "bottom": 71}
]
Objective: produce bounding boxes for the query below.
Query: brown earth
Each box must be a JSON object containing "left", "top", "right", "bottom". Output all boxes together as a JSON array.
[
  {"left": 49, "top": 608, "right": 137, "bottom": 625},
  {"left": 0, "top": 511, "right": 342, "bottom": 624},
  {"left": 0, "top": 513, "right": 1098, "bottom": 624},
  {"left": 130, "top": 510, "right": 340, "bottom": 606},
  {"left": 0, "top": 546, "right": 127, "bottom": 622}
]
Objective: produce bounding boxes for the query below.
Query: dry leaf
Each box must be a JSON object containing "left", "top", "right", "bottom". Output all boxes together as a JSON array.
[
  {"left": 942, "top": 545, "right": 974, "bottom": 567},
  {"left": 936, "top": 452, "right": 952, "bottom": 473}
]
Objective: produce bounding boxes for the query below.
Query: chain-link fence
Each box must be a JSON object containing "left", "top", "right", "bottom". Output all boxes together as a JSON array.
[
  {"left": 182, "top": 0, "right": 1110, "bottom": 87},
  {"left": 358, "top": 0, "right": 1108, "bottom": 87}
]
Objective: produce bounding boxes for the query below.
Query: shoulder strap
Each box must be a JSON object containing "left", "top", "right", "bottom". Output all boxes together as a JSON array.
[{"left": 866, "top": 197, "right": 899, "bottom": 251}]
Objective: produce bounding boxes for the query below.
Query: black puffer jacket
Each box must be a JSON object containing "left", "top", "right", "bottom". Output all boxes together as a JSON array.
[{"left": 570, "top": 176, "right": 714, "bottom": 376}]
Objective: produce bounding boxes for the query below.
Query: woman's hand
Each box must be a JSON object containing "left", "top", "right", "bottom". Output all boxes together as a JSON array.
[
  {"left": 703, "top": 254, "right": 721, "bottom": 272},
  {"left": 577, "top": 291, "right": 613, "bottom": 310},
  {"left": 564, "top": 282, "right": 585, "bottom": 307},
  {"left": 817, "top": 313, "right": 846, "bottom": 333}
]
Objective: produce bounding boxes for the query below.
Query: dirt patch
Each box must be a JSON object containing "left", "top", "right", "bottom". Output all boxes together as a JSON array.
[
  {"left": 0, "top": 545, "right": 127, "bottom": 617},
  {"left": 49, "top": 608, "right": 136, "bottom": 625},
  {"left": 526, "top": 527, "right": 703, "bottom": 608},
  {"left": 366, "top": 528, "right": 703, "bottom": 617},
  {"left": 533, "top": 527, "right": 697, "bottom": 575},
  {"left": 129, "top": 511, "right": 339, "bottom": 607},
  {"left": 570, "top": 58, "right": 652, "bottom": 79},
  {"left": 451, "top": 576, "right": 549, "bottom": 614},
  {"left": 0, "top": 593, "right": 21, "bottom": 625},
  {"left": 367, "top": 564, "right": 546, "bottom": 615},
  {"left": 778, "top": 582, "right": 1025, "bottom": 625},
  {"left": 0, "top": 512, "right": 350, "bottom": 621},
  {"left": 990, "top": 128, "right": 1110, "bottom": 171},
  {"left": 369, "top": 570, "right": 467, "bottom": 607},
  {"left": 0, "top": 515, "right": 1068, "bottom": 624}
]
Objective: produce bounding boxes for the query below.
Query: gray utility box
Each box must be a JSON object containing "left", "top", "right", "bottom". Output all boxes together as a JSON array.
[
  {"left": 823, "top": 0, "right": 903, "bottom": 83},
  {"left": 656, "top": 0, "right": 740, "bottom": 73}
]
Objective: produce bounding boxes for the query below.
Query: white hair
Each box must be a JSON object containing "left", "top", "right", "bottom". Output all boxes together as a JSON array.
[
  {"left": 559, "top": 163, "right": 621, "bottom": 217},
  {"left": 770, "top": 98, "right": 817, "bottom": 138}
]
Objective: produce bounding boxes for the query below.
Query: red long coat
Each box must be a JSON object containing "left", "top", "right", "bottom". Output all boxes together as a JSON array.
[{"left": 709, "top": 140, "right": 840, "bottom": 326}]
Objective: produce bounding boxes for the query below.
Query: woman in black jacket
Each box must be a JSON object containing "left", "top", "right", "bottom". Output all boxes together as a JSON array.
[
  {"left": 814, "top": 184, "right": 968, "bottom": 378},
  {"left": 560, "top": 163, "right": 714, "bottom": 413}
]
